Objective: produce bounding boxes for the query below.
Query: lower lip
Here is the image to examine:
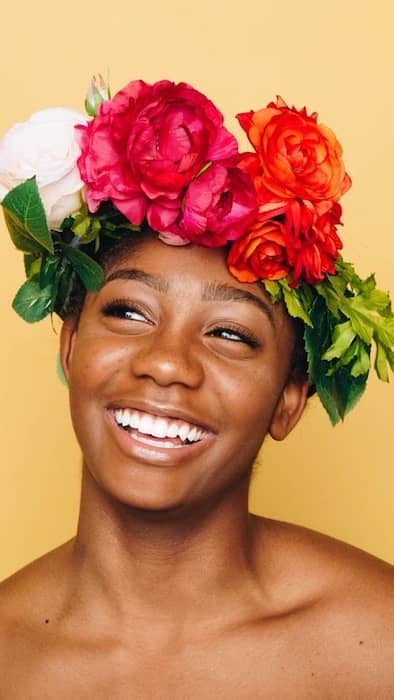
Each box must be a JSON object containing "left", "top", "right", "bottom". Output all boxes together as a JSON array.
[{"left": 105, "top": 410, "right": 214, "bottom": 466}]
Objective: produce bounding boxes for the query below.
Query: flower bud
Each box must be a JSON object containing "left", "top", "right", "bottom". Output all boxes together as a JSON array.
[{"left": 84, "top": 74, "right": 111, "bottom": 117}]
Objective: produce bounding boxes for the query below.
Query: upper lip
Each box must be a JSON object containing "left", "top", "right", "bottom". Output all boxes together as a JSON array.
[{"left": 106, "top": 399, "right": 217, "bottom": 434}]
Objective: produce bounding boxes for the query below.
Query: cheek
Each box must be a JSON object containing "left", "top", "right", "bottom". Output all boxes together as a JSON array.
[
  {"left": 211, "top": 357, "right": 284, "bottom": 440},
  {"left": 67, "top": 335, "right": 131, "bottom": 448},
  {"left": 69, "top": 334, "right": 130, "bottom": 396}
]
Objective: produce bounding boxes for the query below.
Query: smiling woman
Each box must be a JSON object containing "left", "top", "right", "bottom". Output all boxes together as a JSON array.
[
  {"left": 61, "top": 233, "right": 303, "bottom": 516},
  {"left": 0, "top": 78, "right": 393, "bottom": 698}
]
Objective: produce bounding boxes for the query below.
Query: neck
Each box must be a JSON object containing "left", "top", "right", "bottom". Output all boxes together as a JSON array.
[{"left": 68, "top": 466, "right": 263, "bottom": 632}]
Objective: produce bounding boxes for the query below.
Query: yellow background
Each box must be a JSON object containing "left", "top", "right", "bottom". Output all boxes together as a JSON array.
[{"left": 0, "top": 0, "right": 393, "bottom": 580}]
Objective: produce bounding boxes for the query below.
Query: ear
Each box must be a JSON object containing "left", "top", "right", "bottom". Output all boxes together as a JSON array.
[
  {"left": 269, "top": 378, "right": 310, "bottom": 441},
  {"left": 59, "top": 317, "right": 78, "bottom": 383}
]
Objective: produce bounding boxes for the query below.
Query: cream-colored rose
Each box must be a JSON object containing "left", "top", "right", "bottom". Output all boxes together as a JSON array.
[{"left": 0, "top": 107, "right": 86, "bottom": 228}]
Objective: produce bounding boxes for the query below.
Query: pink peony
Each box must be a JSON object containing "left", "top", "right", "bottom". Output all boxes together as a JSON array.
[
  {"left": 76, "top": 79, "right": 239, "bottom": 228},
  {"left": 177, "top": 165, "right": 257, "bottom": 247}
]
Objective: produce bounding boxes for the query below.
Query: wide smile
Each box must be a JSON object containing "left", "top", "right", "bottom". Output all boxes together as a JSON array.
[
  {"left": 106, "top": 406, "right": 215, "bottom": 464},
  {"left": 112, "top": 407, "right": 209, "bottom": 449}
]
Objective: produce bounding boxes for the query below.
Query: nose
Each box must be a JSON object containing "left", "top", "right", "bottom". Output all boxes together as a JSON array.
[{"left": 130, "top": 323, "right": 205, "bottom": 389}]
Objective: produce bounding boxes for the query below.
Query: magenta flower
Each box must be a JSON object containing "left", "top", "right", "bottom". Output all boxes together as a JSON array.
[
  {"left": 76, "top": 79, "right": 239, "bottom": 229},
  {"left": 178, "top": 165, "right": 257, "bottom": 247}
]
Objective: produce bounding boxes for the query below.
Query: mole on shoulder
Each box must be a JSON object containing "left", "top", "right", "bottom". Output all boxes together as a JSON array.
[
  {"left": 44, "top": 619, "right": 50, "bottom": 624},
  {"left": 359, "top": 640, "right": 364, "bottom": 645}
]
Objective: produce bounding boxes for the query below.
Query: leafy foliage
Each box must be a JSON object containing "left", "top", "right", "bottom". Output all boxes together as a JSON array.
[
  {"left": 1, "top": 189, "right": 136, "bottom": 321},
  {"left": 263, "top": 257, "right": 394, "bottom": 425},
  {"left": 304, "top": 296, "right": 369, "bottom": 424},
  {"left": 61, "top": 245, "right": 104, "bottom": 291},
  {"left": 2, "top": 179, "right": 53, "bottom": 253},
  {"left": 12, "top": 278, "right": 53, "bottom": 322}
]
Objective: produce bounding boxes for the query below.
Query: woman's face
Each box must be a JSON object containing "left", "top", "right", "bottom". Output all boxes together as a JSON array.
[{"left": 61, "top": 235, "right": 308, "bottom": 512}]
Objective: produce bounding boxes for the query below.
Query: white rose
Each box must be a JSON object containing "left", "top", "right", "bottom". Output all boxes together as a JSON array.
[{"left": 0, "top": 107, "right": 86, "bottom": 229}]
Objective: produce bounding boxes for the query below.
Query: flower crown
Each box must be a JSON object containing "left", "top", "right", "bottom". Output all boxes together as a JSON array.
[{"left": 1, "top": 76, "right": 393, "bottom": 425}]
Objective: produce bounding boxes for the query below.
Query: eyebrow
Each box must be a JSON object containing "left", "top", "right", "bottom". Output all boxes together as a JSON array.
[
  {"left": 104, "top": 268, "right": 169, "bottom": 294},
  {"left": 104, "top": 268, "right": 275, "bottom": 327},
  {"left": 202, "top": 281, "right": 275, "bottom": 327}
]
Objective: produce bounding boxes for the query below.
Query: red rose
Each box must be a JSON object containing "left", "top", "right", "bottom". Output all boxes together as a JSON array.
[
  {"left": 77, "top": 80, "right": 238, "bottom": 226},
  {"left": 227, "top": 219, "right": 289, "bottom": 282},
  {"left": 237, "top": 96, "right": 351, "bottom": 211},
  {"left": 284, "top": 200, "right": 343, "bottom": 286}
]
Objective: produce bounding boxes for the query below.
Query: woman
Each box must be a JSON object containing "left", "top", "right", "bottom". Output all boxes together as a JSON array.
[{"left": 0, "top": 77, "right": 393, "bottom": 697}]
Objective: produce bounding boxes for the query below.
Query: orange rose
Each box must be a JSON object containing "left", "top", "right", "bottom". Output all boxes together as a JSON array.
[
  {"left": 228, "top": 219, "right": 289, "bottom": 282},
  {"left": 237, "top": 97, "right": 351, "bottom": 206}
]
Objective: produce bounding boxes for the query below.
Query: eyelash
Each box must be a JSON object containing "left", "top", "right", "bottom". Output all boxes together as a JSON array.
[
  {"left": 102, "top": 299, "right": 149, "bottom": 322},
  {"left": 209, "top": 325, "right": 260, "bottom": 348},
  {"left": 102, "top": 299, "right": 260, "bottom": 348}
]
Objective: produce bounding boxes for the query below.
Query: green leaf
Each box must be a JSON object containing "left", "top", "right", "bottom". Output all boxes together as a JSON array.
[
  {"left": 315, "top": 368, "right": 367, "bottom": 425},
  {"left": 60, "top": 215, "right": 75, "bottom": 231},
  {"left": 263, "top": 280, "right": 283, "bottom": 304},
  {"left": 62, "top": 245, "right": 104, "bottom": 291},
  {"left": 334, "top": 258, "right": 362, "bottom": 287},
  {"left": 374, "top": 342, "right": 390, "bottom": 382},
  {"left": 304, "top": 296, "right": 368, "bottom": 424},
  {"left": 3, "top": 210, "right": 45, "bottom": 254},
  {"left": 325, "top": 339, "right": 359, "bottom": 376},
  {"left": 325, "top": 271, "right": 347, "bottom": 296},
  {"left": 279, "top": 280, "right": 312, "bottom": 326},
  {"left": 53, "top": 260, "right": 74, "bottom": 317},
  {"left": 12, "top": 278, "right": 53, "bottom": 323},
  {"left": 345, "top": 295, "right": 394, "bottom": 346},
  {"left": 386, "top": 346, "right": 394, "bottom": 371},
  {"left": 365, "top": 287, "right": 391, "bottom": 313},
  {"left": 322, "top": 321, "right": 356, "bottom": 362},
  {"left": 2, "top": 178, "right": 53, "bottom": 253},
  {"left": 24, "top": 254, "right": 42, "bottom": 278},
  {"left": 40, "top": 255, "right": 60, "bottom": 289},
  {"left": 71, "top": 214, "right": 91, "bottom": 238},
  {"left": 72, "top": 213, "right": 101, "bottom": 244},
  {"left": 315, "top": 282, "right": 341, "bottom": 318},
  {"left": 350, "top": 340, "right": 371, "bottom": 378}
]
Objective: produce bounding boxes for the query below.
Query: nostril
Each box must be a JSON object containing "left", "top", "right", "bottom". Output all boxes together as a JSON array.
[{"left": 131, "top": 339, "right": 204, "bottom": 388}]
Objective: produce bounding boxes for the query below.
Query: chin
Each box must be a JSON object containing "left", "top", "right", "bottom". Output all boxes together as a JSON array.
[{"left": 86, "top": 460, "right": 201, "bottom": 516}]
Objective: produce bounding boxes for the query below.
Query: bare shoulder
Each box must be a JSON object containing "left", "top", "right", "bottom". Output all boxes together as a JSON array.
[
  {"left": 255, "top": 515, "right": 394, "bottom": 620},
  {"left": 0, "top": 541, "right": 73, "bottom": 654},
  {"left": 257, "top": 515, "right": 393, "bottom": 584},
  {"left": 253, "top": 517, "right": 394, "bottom": 696}
]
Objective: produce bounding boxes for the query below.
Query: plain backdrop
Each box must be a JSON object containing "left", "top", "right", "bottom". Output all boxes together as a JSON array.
[{"left": 0, "top": 0, "right": 393, "bottom": 579}]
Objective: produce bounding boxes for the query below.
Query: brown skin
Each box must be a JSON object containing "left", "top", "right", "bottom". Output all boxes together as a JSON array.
[{"left": 0, "top": 236, "right": 393, "bottom": 699}]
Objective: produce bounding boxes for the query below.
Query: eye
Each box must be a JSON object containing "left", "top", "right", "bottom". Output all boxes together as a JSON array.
[
  {"left": 102, "top": 299, "right": 150, "bottom": 323},
  {"left": 209, "top": 325, "right": 260, "bottom": 349}
]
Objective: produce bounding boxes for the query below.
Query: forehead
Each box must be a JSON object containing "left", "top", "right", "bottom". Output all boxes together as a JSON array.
[
  {"left": 105, "top": 234, "right": 232, "bottom": 283},
  {"left": 104, "top": 234, "right": 274, "bottom": 304}
]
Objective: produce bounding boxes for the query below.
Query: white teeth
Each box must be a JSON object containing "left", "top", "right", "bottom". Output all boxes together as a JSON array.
[
  {"left": 139, "top": 414, "right": 154, "bottom": 435},
  {"left": 122, "top": 409, "right": 131, "bottom": 427},
  {"left": 115, "top": 409, "right": 123, "bottom": 426},
  {"left": 130, "top": 411, "right": 140, "bottom": 429},
  {"left": 178, "top": 424, "right": 189, "bottom": 442},
  {"left": 151, "top": 418, "right": 168, "bottom": 439},
  {"left": 113, "top": 409, "right": 207, "bottom": 444},
  {"left": 167, "top": 422, "right": 178, "bottom": 438}
]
